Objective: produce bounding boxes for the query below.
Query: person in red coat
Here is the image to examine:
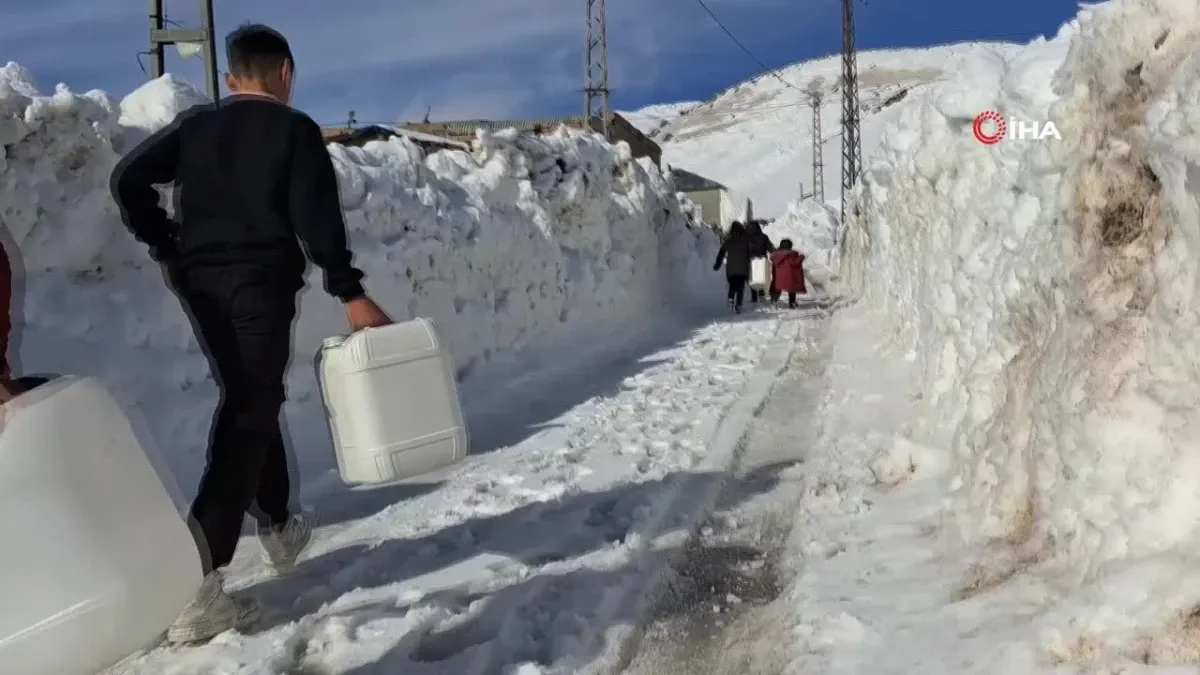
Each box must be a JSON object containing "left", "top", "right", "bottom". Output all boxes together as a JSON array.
[
  {"left": 768, "top": 238, "right": 806, "bottom": 309},
  {"left": 0, "top": 242, "right": 49, "bottom": 405}
]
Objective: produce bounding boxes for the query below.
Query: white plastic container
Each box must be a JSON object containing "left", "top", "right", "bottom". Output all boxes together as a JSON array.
[
  {"left": 750, "top": 257, "right": 772, "bottom": 290},
  {"left": 0, "top": 376, "right": 201, "bottom": 675},
  {"left": 317, "top": 318, "right": 468, "bottom": 485}
]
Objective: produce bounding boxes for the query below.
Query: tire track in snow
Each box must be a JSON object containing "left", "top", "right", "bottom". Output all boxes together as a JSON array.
[{"left": 620, "top": 309, "right": 832, "bottom": 675}]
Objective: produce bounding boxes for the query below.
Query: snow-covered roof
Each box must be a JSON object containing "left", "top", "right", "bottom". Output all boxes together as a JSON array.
[
  {"left": 670, "top": 167, "right": 726, "bottom": 192},
  {"left": 395, "top": 127, "right": 470, "bottom": 151},
  {"left": 322, "top": 124, "right": 470, "bottom": 151}
]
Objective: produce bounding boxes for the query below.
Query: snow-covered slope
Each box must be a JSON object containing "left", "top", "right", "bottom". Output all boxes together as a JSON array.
[
  {"left": 656, "top": 43, "right": 1025, "bottom": 216},
  {"left": 0, "top": 62, "right": 719, "bottom": 492},
  {"left": 798, "top": 0, "right": 1200, "bottom": 668}
]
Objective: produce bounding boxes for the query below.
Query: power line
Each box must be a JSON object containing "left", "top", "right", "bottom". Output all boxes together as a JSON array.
[{"left": 690, "top": 0, "right": 802, "bottom": 92}]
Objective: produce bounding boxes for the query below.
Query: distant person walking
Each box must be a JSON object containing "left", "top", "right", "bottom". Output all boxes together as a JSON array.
[
  {"left": 111, "top": 22, "right": 391, "bottom": 644},
  {"left": 745, "top": 220, "right": 774, "bottom": 304},
  {"left": 714, "top": 221, "right": 752, "bottom": 313}
]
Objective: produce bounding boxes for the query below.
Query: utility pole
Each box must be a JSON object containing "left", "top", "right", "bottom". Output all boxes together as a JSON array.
[
  {"left": 840, "top": 0, "right": 863, "bottom": 231},
  {"left": 148, "top": 0, "right": 221, "bottom": 102},
  {"left": 149, "top": 1, "right": 165, "bottom": 78},
  {"left": 808, "top": 79, "right": 825, "bottom": 204},
  {"left": 584, "top": 0, "right": 611, "bottom": 140}
]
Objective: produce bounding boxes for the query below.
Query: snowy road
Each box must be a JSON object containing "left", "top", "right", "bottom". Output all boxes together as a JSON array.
[
  {"left": 622, "top": 307, "right": 831, "bottom": 675},
  {"left": 105, "top": 305, "right": 815, "bottom": 675}
]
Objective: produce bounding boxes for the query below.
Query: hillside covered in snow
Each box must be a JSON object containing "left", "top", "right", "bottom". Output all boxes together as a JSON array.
[
  {"left": 654, "top": 42, "right": 1025, "bottom": 216},
  {"left": 0, "top": 62, "right": 719, "bottom": 493}
]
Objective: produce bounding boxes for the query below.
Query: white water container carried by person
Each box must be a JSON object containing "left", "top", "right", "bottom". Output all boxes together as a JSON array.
[
  {"left": 0, "top": 376, "right": 202, "bottom": 675},
  {"left": 749, "top": 257, "right": 772, "bottom": 290},
  {"left": 318, "top": 318, "right": 468, "bottom": 485}
]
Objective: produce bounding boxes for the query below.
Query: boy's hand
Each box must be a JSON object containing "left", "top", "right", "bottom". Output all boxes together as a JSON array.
[{"left": 346, "top": 296, "right": 392, "bottom": 332}]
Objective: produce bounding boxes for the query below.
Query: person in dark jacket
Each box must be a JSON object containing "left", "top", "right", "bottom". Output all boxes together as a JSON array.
[
  {"left": 111, "top": 23, "right": 391, "bottom": 644},
  {"left": 713, "top": 221, "right": 751, "bottom": 313},
  {"left": 745, "top": 220, "right": 775, "bottom": 304},
  {"left": 768, "top": 238, "right": 805, "bottom": 308}
]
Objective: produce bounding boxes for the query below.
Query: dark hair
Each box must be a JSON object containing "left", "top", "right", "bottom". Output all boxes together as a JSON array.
[
  {"left": 727, "top": 222, "right": 746, "bottom": 238},
  {"left": 226, "top": 23, "right": 293, "bottom": 78},
  {"left": 779, "top": 238, "right": 794, "bottom": 250}
]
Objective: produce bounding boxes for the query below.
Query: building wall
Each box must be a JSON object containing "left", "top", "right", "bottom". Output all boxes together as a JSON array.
[{"left": 687, "top": 188, "right": 722, "bottom": 225}]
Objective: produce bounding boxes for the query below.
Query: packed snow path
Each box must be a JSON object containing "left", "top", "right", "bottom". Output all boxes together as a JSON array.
[
  {"left": 104, "top": 306, "right": 812, "bottom": 674},
  {"left": 622, "top": 307, "right": 832, "bottom": 674}
]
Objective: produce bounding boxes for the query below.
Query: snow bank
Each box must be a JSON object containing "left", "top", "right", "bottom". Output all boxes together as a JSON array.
[
  {"left": 1, "top": 64, "right": 719, "bottom": 489},
  {"left": 840, "top": 0, "right": 1200, "bottom": 663},
  {"left": 767, "top": 198, "right": 839, "bottom": 290}
]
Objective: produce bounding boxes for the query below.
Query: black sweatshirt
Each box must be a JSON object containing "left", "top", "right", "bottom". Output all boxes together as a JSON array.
[{"left": 110, "top": 95, "right": 365, "bottom": 301}]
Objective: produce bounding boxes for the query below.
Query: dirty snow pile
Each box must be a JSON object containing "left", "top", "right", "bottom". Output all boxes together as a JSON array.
[
  {"left": 790, "top": 0, "right": 1200, "bottom": 670},
  {"left": 767, "top": 198, "right": 838, "bottom": 290},
  {"left": 0, "top": 64, "right": 719, "bottom": 490}
]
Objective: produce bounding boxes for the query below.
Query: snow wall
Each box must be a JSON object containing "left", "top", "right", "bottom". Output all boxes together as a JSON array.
[
  {"left": 840, "top": 0, "right": 1200, "bottom": 662},
  {"left": 767, "top": 198, "right": 838, "bottom": 291},
  {"left": 0, "top": 64, "right": 720, "bottom": 490},
  {"left": 718, "top": 188, "right": 752, "bottom": 229}
]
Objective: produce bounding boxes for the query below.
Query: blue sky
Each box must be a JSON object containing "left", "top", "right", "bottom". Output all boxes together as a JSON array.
[{"left": 3, "top": 0, "right": 1082, "bottom": 128}]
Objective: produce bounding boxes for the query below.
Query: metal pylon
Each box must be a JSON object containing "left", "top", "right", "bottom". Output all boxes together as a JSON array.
[
  {"left": 808, "top": 83, "right": 825, "bottom": 204},
  {"left": 585, "top": 0, "right": 610, "bottom": 139},
  {"left": 840, "top": 0, "right": 863, "bottom": 228}
]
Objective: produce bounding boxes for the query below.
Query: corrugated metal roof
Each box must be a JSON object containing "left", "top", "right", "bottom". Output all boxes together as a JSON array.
[
  {"left": 406, "top": 112, "right": 644, "bottom": 135},
  {"left": 408, "top": 117, "right": 590, "bottom": 134},
  {"left": 399, "top": 113, "right": 659, "bottom": 165}
]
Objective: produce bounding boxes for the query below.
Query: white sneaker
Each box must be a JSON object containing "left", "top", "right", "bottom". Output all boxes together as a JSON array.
[
  {"left": 167, "top": 570, "right": 259, "bottom": 644},
  {"left": 258, "top": 510, "right": 315, "bottom": 571}
]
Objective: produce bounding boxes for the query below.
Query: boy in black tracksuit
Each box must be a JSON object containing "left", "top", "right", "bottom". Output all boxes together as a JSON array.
[
  {"left": 714, "top": 221, "right": 752, "bottom": 312},
  {"left": 745, "top": 220, "right": 775, "bottom": 303},
  {"left": 111, "top": 23, "right": 391, "bottom": 643}
]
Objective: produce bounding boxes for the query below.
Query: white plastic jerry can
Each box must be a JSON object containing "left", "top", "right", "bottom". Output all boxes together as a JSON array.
[
  {"left": 0, "top": 376, "right": 202, "bottom": 675},
  {"left": 749, "top": 257, "right": 772, "bottom": 290},
  {"left": 317, "top": 318, "right": 468, "bottom": 485}
]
